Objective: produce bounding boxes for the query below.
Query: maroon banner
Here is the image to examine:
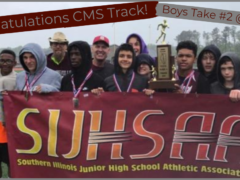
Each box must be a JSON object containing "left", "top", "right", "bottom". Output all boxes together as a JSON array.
[
  {"left": 3, "top": 91, "right": 240, "bottom": 178},
  {"left": 0, "top": 1, "right": 157, "bottom": 34}
]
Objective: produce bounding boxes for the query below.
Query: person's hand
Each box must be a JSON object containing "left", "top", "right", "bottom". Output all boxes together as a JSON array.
[
  {"left": 229, "top": 90, "right": 240, "bottom": 102},
  {"left": 143, "top": 89, "right": 155, "bottom": 96},
  {"left": 173, "top": 84, "right": 183, "bottom": 94},
  {"left": 1, "top": 91, "right": 8, "bottom": 95},
  {"left": 91, "top": 88, "right": 104, "bottom": 95},
  {"left": 35, "top": 85, "right": 42, "bottom": 93}
]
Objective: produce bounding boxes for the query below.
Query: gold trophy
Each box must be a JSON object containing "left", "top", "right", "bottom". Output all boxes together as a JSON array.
[
  {"left": 151, "top": 65, "right": 157, "bottom": 81},
  {"left": 156, "top": 19, "right": 170, "bottom": 45},
  {"left": 171, "top": 64, "right": 176, "bottom": 81},
  {"left": 149, "top": 19, "right": 178, "bottom": 89}
]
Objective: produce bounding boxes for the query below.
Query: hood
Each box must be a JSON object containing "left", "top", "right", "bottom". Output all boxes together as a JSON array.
[
  {"left": 135, "top": 53, "right": 155, "bottom": 72},
  {"left": 197, "top": 44, "right": 221, "bottom": 81},
  {"left": 19, "top": 43, "right": 46, "bottom": 74},
  {"left": 67, "top": 41, "right": 92, "bottom": 75},
  {"left": 114, "top": 44, "right": 136, "bottom": 75},
  {"left": 217, "top": 52, "right": 240, "bottom": 89},
  {"left": 126, "top": 33, "right": 149, "bottom": 54}
]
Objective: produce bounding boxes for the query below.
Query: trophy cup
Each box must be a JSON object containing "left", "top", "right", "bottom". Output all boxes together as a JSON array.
[{"left": 149, "top": 20, "right": 178, "bottom": 89}]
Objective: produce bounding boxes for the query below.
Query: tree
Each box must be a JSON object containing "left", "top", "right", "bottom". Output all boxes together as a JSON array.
[
  {"left": 203, "top": 31, "right": 211, "bottom": 45},
  {"left": 211, "top": 28, "right": 221, "bottom": 47},
  {"left": 175, "top": 30, "right": 201, "bottom": 47},
  {"left": 230, "top": 26, "right": 237, "bottom": 45},
  {"left": 222, "top": 26, "right": 231, "bottom": 51}
]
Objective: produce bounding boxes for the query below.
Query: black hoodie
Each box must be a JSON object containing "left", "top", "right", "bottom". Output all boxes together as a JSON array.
[
  {"left": 61, "top": 41, "right": 105, "bottom": 92},
  {"left": 135, "top": 53, "right": 155, "bottom": 78},
  {"left": 211, "top": 52, "right": 240, "bottom": 95},
  {"left": 104, "top": 44, "right": 148, "bottom": 92},
  {"left": 197, "top": 44, "right": 221, "bottom": 94}
]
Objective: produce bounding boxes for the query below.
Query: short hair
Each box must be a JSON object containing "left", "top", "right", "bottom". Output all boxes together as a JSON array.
[
  {"left": 219, "top": 57, "right": 232, "bottom": 67},
  {"left": 176, "top": 40, "right": 198, "bottom": 57},
  {"left": 0, "top": 49, "right": 16, "bottom": 60},
  {"left": 114, "top": 43, "right": 136, "bottom": 73},
  {"left": 117, "top": 43, "right": 135, "bottom": 56}
]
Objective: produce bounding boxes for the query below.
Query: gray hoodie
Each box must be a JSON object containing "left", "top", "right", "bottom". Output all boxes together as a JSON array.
[{"left": 16, "top": 43, "right": 61, "bottom": 92}]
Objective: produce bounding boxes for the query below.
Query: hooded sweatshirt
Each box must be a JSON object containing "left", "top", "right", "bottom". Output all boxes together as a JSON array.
[
  {"left": 16, "top": 43, "right": 61, "bottom": 92},
  {"left": 211, "top": 52, "right": 240, "bottom": 95},
  {"left": 197, "top": 44, "right": 221, "bottom": 94},
  {"left": 135, "top": 53, "right": 155, "bottom": 80},
  {"left": 104, "top": 44, "right": 148, "bottom": 92},
  {"left": 126, "top": 33, "right": 149, "bottom": 54},
  {"left": 60, "top": 41, "right": 105, "bottom": 92}
]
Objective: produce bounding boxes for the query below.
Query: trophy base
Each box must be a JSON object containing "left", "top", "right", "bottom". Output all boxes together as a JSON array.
[{"left": 149, "top": 80, "right": 179, "bottom": 90}]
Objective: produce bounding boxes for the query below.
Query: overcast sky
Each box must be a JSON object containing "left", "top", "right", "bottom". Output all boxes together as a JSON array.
[{"left": 0, "top": 2, "right": 239, "bottom": 49}]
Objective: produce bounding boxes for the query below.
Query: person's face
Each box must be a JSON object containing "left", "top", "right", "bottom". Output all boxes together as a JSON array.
[
  {"left": 23, "top": 53, "right": 37, "bottom": 73},
  {"left": 128, "top": 37, "right": 141, "bottom": 56},
  {"left": 221, "top": 61, "right": 234, "bottom": 82},
  {"left": 202, "top": 52, "right": 216, "bottom": 73},
  {"left": 176, "top": 49, "right": 196, "bottom": 71},
  {"left": 51, "top": 42, "right": 67, "bottom": 56},
  {"left": 69, "top": 47, "right": 82, "bottom": 68},
  {"left": 0, "top": 53, "right": 16, "bottom": 75},
  {"left": 138, "top": 63, "right": 151, "bottom": 76},
  {"left": 118, "top": 50, "right": 133, "bottom": 71},
  {"left": 91, "top": 42, "right": 110, "bottom": 61}
]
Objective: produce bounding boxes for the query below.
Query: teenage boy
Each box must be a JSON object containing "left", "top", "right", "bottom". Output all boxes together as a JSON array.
[
  {"left": 197, "top": 44, "right": 221, "bottom": 94},
  {"left": 16, "top": 43, "right": 61, "bottom": 93},
  {"left": 174, "top": 40, "right": 199, "bottom": 94},
  {"left": 91, "top": 43, "right": 154, "bottom": 96},
  {"left": 0, "top": 49, "right": 17, "bottom": 177},
  {"left": 211, "top": 52, "right": 240, "bottom": 100}
]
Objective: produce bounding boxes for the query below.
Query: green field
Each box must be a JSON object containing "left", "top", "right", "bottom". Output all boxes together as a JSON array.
[{"left": 1, "top": 162, "right": 8, "bottom": 178}]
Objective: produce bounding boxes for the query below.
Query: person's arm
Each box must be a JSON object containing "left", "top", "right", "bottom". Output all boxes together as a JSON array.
[{"left": 35, "top": 74, "right": 61, "bottom": 93}]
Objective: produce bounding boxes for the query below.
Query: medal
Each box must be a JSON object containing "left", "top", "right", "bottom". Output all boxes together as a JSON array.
[
  {"left": 71, "top": 70, "right": 93, "bottom": 108},
  {"left": 113, "top": 72, "right": 135, "bottom": 92},
  {"left": 24, "top": 68, "right": 47, "bottom": 100},
  {"left": 73, "top": 98, "right": 79, "bottom": 108},
  {"left": 175, "top": 70, "right": 194, "bottom": 94}
]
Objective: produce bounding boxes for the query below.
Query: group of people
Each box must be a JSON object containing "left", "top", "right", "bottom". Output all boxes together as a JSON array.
[{"left": 0, "top": 31, "right": 240, "bottom": 177}]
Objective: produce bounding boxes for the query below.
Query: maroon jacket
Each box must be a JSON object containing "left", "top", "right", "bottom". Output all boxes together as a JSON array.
[{"left": 46, "top": 53, "right": 71, "bottom": 77}]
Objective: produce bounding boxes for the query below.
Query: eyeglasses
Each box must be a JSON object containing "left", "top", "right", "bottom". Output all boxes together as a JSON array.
[
  {"left": 51, "top": 43, "right": 66, "bottom": 47},
  {"left": 0, "top": 59, "right": 14, "bottom": 65}
]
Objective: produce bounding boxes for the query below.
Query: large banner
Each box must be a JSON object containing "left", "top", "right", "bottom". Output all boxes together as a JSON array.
[{"left": 3, "top": 91, "right": 240, "bottom": 178}]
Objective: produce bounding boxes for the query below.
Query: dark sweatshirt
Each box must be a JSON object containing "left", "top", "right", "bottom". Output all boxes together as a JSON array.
[
  {"left": 104, "top": 45, "right": 148, "bottom": 92},
  {"left": 197, "top": 44, "right": 221, "bottom": 94},
  {"left": 211, "top": 52, "right": 240, "bottom": 95}
]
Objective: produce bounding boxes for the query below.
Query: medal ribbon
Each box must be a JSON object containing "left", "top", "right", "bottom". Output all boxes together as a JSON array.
[
  {"left": 71, "top": 69, "right": 93, "bottom": 98},
  {"left": 25, "top": 68, "right": 47, "bottom": 95},
  {"left": 113, "top": 72, "right": 135, "bottom": 92},
  {"left": 175, "top": 70, "right": 194, "bottom": 94}
]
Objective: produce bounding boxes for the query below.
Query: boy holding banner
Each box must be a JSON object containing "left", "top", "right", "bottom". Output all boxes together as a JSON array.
[
  {"left": 15, "top": 43, "right": 61, "bottom": 95},
  {"left": 92, "top": 43, "right": 154, "bottom": 95}
]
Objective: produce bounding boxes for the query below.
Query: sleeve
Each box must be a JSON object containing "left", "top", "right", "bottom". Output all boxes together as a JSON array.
[{"left": 40, "top": 73, "right": 61, "bottom": 93}]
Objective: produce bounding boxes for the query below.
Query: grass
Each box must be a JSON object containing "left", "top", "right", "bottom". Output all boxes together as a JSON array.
[{"left": 1, "top": 162, "right": 8, "bottom": 178}]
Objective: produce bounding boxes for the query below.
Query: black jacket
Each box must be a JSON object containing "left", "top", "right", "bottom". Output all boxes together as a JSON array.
[
  {"left": 197, "top": 44, "right": 221, "bottom": 94},
  {"left": 92, "top": 61, "right": 114, "bottom": 80},
  {"left": 211, "top": 52, "right": 240, "bottom": 95},
  {"left": 105, "top": 71, "right": 148, "bottom": 92},
  {"left": 61, "top": 41, "right": 105, "bottom": 92}
]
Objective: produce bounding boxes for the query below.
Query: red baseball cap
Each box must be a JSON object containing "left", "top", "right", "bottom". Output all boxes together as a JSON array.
[{"left": 93, "top": 35, "right": 110, "bottom": 46}]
